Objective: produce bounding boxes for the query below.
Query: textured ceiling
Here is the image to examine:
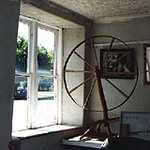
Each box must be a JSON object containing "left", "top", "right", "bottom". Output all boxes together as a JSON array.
[{"left": 49, "top": 0, "right": 150, "bottom": 23}]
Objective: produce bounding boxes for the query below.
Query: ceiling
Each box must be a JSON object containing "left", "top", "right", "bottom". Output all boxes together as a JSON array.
[{"left": 48, "top": 0, "right": 150, "bottom": 23}]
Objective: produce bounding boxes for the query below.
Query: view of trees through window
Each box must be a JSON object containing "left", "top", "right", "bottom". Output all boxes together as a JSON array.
[{"left": 15, "top": 35, "right": 54, "bottom": 99}]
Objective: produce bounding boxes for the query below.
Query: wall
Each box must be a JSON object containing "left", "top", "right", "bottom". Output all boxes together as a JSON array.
[
  {"left": 62, "top": 27, "right": 85, "bottom": 126},
  {"left": 93, "top": 17, "right": 150, "bottom": 42},
  {"left": 87, "top": 16, "right": 150, "bottom": 123},
  {"left": 0, "top": 1, "right": 20, "bottom": 150}
]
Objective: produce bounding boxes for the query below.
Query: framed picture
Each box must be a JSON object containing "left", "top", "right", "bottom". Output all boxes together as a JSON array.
[
  {"left": 100, "top": 49, "right": 135, "bottom": 79},
  {"left": 120, "top": 112, "right": 150, "bottom": 141}
]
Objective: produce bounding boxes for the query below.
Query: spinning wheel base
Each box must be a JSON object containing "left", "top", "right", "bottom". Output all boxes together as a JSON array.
[{"left": 80, "top": 118, "right": 119, "bottom": 140}]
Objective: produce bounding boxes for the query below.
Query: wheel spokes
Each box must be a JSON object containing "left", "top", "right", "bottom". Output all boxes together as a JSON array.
[
  {"left": 69, "top": 74, "right": 95, "bottom": 94},
  {"left": 74, "top": 51, "right": 94, "bottom": 70},
  {"left": 83, "top": 79, "right": 96, "bottom": 108},
  {"left": 65, "top": 69, "right": 93, "bottom": 74},
  {"left": 105, "top": 79, "right": 129, "bottom": 98},
  {"left": 109, "top": 38, "right": 115, "bottom": 51},
  {"left": 91, "top": 39, "right": 99, "bottom": 67}
]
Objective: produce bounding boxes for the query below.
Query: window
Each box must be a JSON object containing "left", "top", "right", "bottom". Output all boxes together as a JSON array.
[
  {"left": 12, "top": 18, "right": 59, "bottom": 131},
  {"left": 144, "top": 44, "right": 150, "bottom": 84}
]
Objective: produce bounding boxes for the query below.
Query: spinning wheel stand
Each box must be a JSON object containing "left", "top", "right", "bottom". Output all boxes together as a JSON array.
[{"left": 63, "top": 35, "right": 138, "bottom": 140}]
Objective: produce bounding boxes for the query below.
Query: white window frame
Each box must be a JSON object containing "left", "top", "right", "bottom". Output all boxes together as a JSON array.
[
  {"left": 13, "top": 16, "right": 62, "bottom": 131},
  {"left": 144, "top": 44, "right": 150, "bottom": 85}
]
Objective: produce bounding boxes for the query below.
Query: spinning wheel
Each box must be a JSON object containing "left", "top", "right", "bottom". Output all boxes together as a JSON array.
[{"left": 63, "top": 35, "right": 138, "bottom": 139}]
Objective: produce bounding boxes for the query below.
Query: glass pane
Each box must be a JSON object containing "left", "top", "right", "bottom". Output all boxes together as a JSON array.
[
  {"left": 12, "top": 100, "right": 28, "bottom": 131},
  {"left": 16, "top": 22, "right": 29, "bottom": 73},
  {"left": 14, "top": 76, "right": 27, "bottom": 100},
  {"left": 146, "top": 71, "right": 150, "bottom": 82},
  {"left": 38, "top": 76, "right": 54, "bottom": 100},
  {"left": 146, "top": 48, "right": 150, "bottom": 82},
  {"left": 37, "top": 27, "right": 54, "bottom": 75},
  {"left": 34, "top": 100, "right": 57, "bottom": 127}
]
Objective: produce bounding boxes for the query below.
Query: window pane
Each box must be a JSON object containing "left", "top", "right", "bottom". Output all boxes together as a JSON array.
[
  {"left": 37, "top": 27, "right": 54, "bottom": 75},
  {"left": 146, "top": 47, "right": 150, "bottom": 82},
  {"left": 34, "top": 100, "right": 57, "bottom": 127},
  {"left": 16, "top": 22, "right": 29, "bottom": 73},
  {"left": 14, "top": 76, "right": 27, "bottom": 100},
  {"left": 12, "top": 100, "right": 28, "bottom": 131},
  {"left": 38, "top": 76, "right": 54, "bottom": 100}
]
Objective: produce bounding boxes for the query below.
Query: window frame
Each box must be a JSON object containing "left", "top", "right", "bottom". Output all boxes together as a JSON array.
[
  {"left": 13, "top": 16, "right": 62, "bottom": 131},
  {"left": 144, "top": 43, "right": 150, "bottom": 85}
]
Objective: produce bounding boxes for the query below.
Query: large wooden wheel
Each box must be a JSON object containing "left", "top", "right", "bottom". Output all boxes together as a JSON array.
[{"left": 64, "top": 35, "right": 138, "bottom": 112}]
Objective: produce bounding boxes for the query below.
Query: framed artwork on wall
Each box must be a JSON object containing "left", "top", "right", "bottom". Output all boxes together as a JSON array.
[{"left": 100, "top": 49, "right": 135, "bottom": 79}]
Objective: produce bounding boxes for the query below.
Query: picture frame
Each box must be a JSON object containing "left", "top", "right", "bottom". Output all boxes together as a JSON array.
[{"left": 100, "top": 48, "right": 135, "bottom": 79}]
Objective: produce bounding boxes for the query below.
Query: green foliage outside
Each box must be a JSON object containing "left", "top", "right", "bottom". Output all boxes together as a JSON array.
[{"left": 16, "top": 36, "right": 54, "bottom": 72}]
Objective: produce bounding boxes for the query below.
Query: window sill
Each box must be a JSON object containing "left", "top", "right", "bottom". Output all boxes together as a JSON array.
[{"left": 12, "top": 125, "right": 80, "bottom": 140}]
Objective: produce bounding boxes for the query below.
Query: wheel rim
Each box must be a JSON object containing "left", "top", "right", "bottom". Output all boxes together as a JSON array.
[{"left": 63, "top": 35, "right": 138, "bottom": 112}]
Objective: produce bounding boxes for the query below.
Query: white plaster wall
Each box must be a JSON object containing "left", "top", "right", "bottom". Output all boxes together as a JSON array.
[
  {"left": 62, "top": 28, "right": 85, "bottom": 126},
  {"left": 0, "top": 1, "right": 20, "bottom": 149}
]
